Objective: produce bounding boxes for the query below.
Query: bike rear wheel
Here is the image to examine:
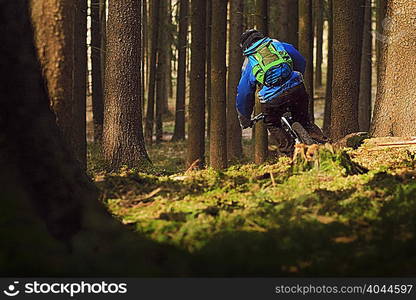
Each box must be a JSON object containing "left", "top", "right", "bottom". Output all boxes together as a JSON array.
[{"left": 292, "top": 122, "right": 316, "bottom": 145}]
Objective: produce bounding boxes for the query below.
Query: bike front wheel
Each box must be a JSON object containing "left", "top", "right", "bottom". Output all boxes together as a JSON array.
[{"left": 292, "top": 122, "right": 316, "bottom": 145}]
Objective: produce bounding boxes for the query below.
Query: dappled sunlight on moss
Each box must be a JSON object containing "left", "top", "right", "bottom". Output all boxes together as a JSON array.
[{"left": 88, "top": 140, "right": 416, "bottom": 275}]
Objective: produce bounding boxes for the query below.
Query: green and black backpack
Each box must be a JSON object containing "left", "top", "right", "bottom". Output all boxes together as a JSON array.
[{"left": 250, "top": 40, "right": 294, "bottom": 87}]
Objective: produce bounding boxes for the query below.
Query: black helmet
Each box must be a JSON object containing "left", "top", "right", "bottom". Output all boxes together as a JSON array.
[{"left": 240, "top": 29, "right": 264, "bottom": 50}]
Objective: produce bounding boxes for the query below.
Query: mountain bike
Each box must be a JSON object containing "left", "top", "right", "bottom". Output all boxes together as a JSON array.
[{"left": 251, "top": 111, "right": 317, "bottom": 145}]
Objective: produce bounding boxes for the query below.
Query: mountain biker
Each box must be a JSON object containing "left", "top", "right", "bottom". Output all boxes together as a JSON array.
[{"left": 236, "top": 29, "right": 327, "bottom": 156}]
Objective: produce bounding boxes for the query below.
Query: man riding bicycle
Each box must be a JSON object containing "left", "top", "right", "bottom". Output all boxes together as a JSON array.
[{"left": 236, "top": 29, "right": 327, "bottom": 156}]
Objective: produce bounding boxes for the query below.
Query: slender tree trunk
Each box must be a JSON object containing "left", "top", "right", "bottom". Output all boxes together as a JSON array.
[
  {"left": 298, "top": 0, "right": 314, "bottom": 121},
  {"left": 144, "top": 0, "right": 160, "bottom": 145},
  {"left": 254, "top": 0, "right": 268, "bottom": 164},
  {"left": 30, "top": 0, "right": 87, "bottom": 169},
  {"left": 330, "top": 0, "right": 365, "bottom": 141},
  {"left": 227, "top": 0, "right": 244, "bottom": 161},
  {"left": 267, "top": 0, "right": 279, "bottom": 37},
  {"left": 103, "top": 0, "right": 150, "bottom": 169},
  {"left": 371, "top": 0, "right": 416, "bottom": 136},
  {"left": 91, "top": 0, "right": 104, "bottom": 142},
  {"left": 163, "top": 0, "right": 172, "bottom": 114},
  {"left": 172, "top": 0, "right": 189, "bottom": 141},
  {"left": 314, "top": 0, "right": 324, "bottom": 89},
  {"left": 206, "top": 0, "right": 212, "bottom": 140},
  {"left": 209, "top": 0, "right": 228, "bottom": 169},
  {"left": 323, "top": 0, "right": 333, "bottom": 136},
  {"left": 186, "top": 0, "right": 206, "bottom": 168},
  {"left": 100, "top": 0, "right": 106, "bottom": 89},
  {"left": 276, "top": 0, "right": 298, "bottom": 47},
  {"left": 358, "top": 0, "right": 373, "bottom": 132},
  {"left": 155, "top": 0, "right": 167, "bottom": 143}
]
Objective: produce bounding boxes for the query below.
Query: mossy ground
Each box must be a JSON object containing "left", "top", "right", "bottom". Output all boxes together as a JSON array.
[{"left": 88, "top": 136, "right": 416, "bottom": 276}]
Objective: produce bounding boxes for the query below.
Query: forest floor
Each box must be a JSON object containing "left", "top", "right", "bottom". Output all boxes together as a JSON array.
[{"left": 87, "top": 135, "right": 416, "bottom": 276}]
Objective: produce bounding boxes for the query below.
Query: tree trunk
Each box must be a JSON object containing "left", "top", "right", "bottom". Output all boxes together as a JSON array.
[
  {"left": 330, "top": 0, "right": 365, "bottom": 141},
  {"left": 144, "top": 0, "right": 160, "bottom": 145},
  {"left": 267, "top": 0, "right": 279, "bottom": 37},
  {"left": 376, "top": 0, "right": 387, "bottom": 79},
  {"left": 227, "top": 0, "right": 244, "bottom": 161},
  {"left": 100, "top": 0, "right": 106, "bottom": 89},
  {"left": 358, "top": 0, "right": 373, "bottom": 132},
  {"left": 1, "top": 0, "right": 189, "bottom": 276},
  {"left": 186, "top": 0, "right": 206, "bottom": 168},
  {"left": 254, "top": 0, "right": 268, "bottom": 164},
  {"left": 206, "top": 0, "right": 212, "bottom": 140},
  {"left": 276, "top": 0, "right": 299, "bottom": 47},
  {"left": 172, "top": 0, "right": 189, "bottom": 141},
  {"left": 298, "top": 0, "right": 314, "bottom": 121},
  {"left": 371, "top": 0, "right": 416, "bottom": 136},
  {"left": 91, "top": 0, "right": 104, "bottom": 142},
  {"left": 103, "top": 0, "right": 150, "bottom": 170},
  {"left": 323, "top": 0, "right": 333, "bottom": 136},
  {"left": 314, "top": 0, "right": 324, "bottom": 89},
  {"left": 30, "top": 0, "right": 87, "bottom": 169},
  {"left": 209, "top": 0, "right": 228, "bottom": 169},
  {"left": 155, "top": 0, "right": 167, "bottom": 143}
]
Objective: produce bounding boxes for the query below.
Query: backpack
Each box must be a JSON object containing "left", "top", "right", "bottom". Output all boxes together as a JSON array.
[{"left": 250, "top": 41, "right": 294, "bottom": 87}]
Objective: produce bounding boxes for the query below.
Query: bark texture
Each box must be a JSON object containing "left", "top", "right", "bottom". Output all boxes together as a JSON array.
[
  {"left": 1, "top": 0, "right": 188, "bottom": 276},
  {"left": 172, "top": 0, "right": 189, "bottom": 141},
  {"left": 209, "top": 0, "right": 228, "bottom": 169},
  {"left": 145, "top": 0, "right": 160, "bottom": 144},
  {"left": 186, "top": 0, "right": 206, "bottom": 168},
  {"left": 103, "top": 0, "right": 150, "bottom": 169},
  {"left": 330, "top": 0, "right": 365, "bottom": 141},
  {"left": 358, "top": 0, "right": 373, "bottom": 132},
  {"left": 91, "top": 0, "right": 104, "bottom": 142},
  {"left": 254, "top": 0, "right": 268, "bottom": 164},
  {"left": 314, "top": 0, "right": 324, "bottom": 88},
  {"left": 323, "top": 0, "right": 333, "bottom": 135},
  {"left": 298, "top": 0, "right": 314, "bottom": 121},
  {"left": 371, "top": 0, "right": 416, "bottom": 136},
  {"left": 155, "top": 0, "right": 168, "bottom": 143},
  {"left": 30, "top": 0, "right": 87, "bottom": 169},
  {"left": 276, "top": 0, "right": 299, "bottom": 47},
  {"left": 227, "top": 0, "right": 244, "bottom": 161}
]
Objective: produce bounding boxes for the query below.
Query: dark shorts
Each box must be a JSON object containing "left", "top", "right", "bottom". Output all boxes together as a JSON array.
[{"left": 260, "top": 83, "right": 310, "bottom": 129}]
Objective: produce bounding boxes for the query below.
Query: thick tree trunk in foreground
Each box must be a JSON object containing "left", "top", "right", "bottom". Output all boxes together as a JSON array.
[
  {"left": 298, "top": 0, "right": 314, "bottom": 121},
  {"left": 330, "top": 0, "right": 364, "bottom": 141},
  {"left": 358, "top": 0, "right": 373, "bottom": 132},
  {"left": 314, "top": 0, "right": 324, "bottom": 89},
  {"left": 253, "top": 0, "right": 268, "bottom": 164},
  {"left": 145, "top": 0, "right": 160, "bottom": 145},
  {"left": 209, "top": 0, "right": 228, "bottom": 169},
  {"left": 91, "top": 0, "right": 104, "bottom": 142},
  {"left": 323, "top": 0, "right": 333, "bottom": 136},
  {"left": 172, "top": 0, "right": 189, "bottom": 141},
  {"left": 186, "top": 0, "right": 206, "bottom": 168},
  {"left": 103, "top": 0, "right": 150, "bottom": 169},
  {"left": 30, "top": 0, "right": 87, "bottom": 169},
  {"left": 227, "top": 0, "right": 244, "bottom": 161},
  {"left": 371, "top": 0, "right": 416, "bottom": 136},
  {"left": 1, "top": 0, "right": 187, "bottom": 276},
  {"left": 376, "top": 0, "right": 387, "bottom": 79}
]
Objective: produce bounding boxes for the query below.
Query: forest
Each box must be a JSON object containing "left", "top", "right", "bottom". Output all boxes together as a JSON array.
[{"left": 1, "top": 0, "right": 416, "bottom": 277}]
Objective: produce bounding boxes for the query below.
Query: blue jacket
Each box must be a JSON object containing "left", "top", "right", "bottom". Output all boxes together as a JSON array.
[{"left": 236, "top": 37, "right": 306, "bottom": 121}]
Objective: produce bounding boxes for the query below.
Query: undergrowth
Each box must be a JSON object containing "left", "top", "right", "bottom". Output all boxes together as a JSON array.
[{"left": 89, "top": 140, "right": 416, "bottom": 276}]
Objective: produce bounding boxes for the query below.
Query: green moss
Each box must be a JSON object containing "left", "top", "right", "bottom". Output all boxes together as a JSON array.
[{"left": 89, "top": 141, "right": 416, "bottom": 276}]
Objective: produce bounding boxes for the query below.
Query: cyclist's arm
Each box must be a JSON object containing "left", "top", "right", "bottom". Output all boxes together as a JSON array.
[
  {"left": 281, "top": 42, "right": 306, "bottom": 75},
  {"left": 236, "top": 58, "right": 256, "bottom": 128}
]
